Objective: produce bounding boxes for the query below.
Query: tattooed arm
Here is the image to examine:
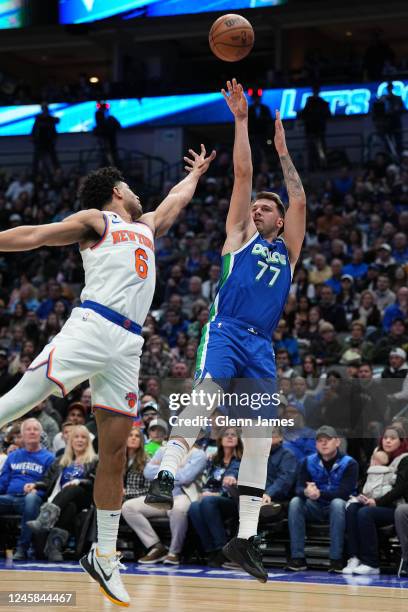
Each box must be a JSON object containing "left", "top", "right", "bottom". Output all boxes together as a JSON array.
[{"left": 274, "top": 111, "right": 306, "bottom": 266}]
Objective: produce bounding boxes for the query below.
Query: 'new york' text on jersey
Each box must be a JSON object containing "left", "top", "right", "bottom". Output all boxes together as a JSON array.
[{"left": 80, "top": 212, "right": 155, "bottom": 327}]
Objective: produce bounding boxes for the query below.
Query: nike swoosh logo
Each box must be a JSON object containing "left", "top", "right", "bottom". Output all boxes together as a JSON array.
[
  {"left": 95, "top": 555, "right": 112, "bottom": 582},
  {"left": 110, "top": 513, "right": 120, "bottom": 517}
]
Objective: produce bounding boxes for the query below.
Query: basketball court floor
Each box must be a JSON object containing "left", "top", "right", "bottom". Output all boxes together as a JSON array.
[{"left": 0, "top": 560, "right": 407, "bottom": 612}]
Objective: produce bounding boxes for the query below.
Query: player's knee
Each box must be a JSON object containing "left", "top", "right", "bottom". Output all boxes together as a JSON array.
[{"left": 98, "top": 446, "right": 126, "bottom": 474}]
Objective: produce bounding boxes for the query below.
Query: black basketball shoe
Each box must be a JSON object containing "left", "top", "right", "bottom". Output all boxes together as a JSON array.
[
  {"left": 144, "top": 470, "right": 175, "bottom": 510},
  {"left": 222, "top": 536, "right": 268, "bottom": 583}
]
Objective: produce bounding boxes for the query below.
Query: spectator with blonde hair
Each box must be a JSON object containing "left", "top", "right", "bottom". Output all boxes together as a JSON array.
[{"left": 27, "top": 425, "right": 97, "bottom": 561}]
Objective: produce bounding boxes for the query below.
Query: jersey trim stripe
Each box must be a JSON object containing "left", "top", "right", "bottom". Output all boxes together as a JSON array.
[
  {"left": 90, "top": 213, "right": 110, "bottom": 250},
  {"left": 228, "top": 231, "right": 258, "bottom": 256},
  {"left": 93, "top": 404, "right": 136, "bottom": 418},
  {"left": 27, "top": 358, "right": 49, "bottom": 371},
  {"left": 46, "top": 348, "right": 67, "bottom": 396},
  {"left": 209, "top": 251, "right": 234, "bottom": 321},
  {"left": 134, "top": 220, "right": 155, "bottom": 243},
  {"left": 195, "top": 322, "right": 210, "bottom": 373},
  {"left": 197, "top": 251, "right": 235, "bottom": 373},
  {"left": 27, "top": 347, "right": 67, "bottom": 396}
]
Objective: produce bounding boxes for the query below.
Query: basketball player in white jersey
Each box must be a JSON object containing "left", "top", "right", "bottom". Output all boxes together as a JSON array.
[{"left": 0, "top": 148, "right": 215, "bottom": 606}]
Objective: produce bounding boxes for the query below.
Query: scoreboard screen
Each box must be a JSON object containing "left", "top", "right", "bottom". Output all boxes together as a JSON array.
[{"left": 59, "top": 1, "right": 286, "bottom": 24}]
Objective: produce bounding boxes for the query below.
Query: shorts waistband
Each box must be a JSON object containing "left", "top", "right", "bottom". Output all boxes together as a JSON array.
[
  {"left": 211, "top": 315, "right": 271, "bottom": 340},
  {"left": 80, "top": 300, "right": 142, "bottom": 335}
]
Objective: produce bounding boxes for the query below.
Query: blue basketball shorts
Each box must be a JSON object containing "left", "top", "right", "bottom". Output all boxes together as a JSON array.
[{"left": 194, "top": 315, "right": 277, "bottom": 420}]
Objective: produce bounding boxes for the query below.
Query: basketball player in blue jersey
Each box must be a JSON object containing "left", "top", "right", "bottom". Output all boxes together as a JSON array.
[
  {"left": 146, "top": 79, "right": 306, "bottom": 582},
  {"left": 0, "top": 148, "right": 215, "bottom": 606}
]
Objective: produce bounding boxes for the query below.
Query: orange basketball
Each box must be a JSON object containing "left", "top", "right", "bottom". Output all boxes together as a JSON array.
[{"left": 209, "top": 14, "right": 254, "bottom": 62}]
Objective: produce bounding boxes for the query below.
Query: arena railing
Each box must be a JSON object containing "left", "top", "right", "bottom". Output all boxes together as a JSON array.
[{"left": 0, "top": 146, "right": 170, "bottom": 193}]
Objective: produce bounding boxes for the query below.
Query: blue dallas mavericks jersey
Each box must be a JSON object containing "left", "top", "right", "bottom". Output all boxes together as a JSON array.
[
  {"left": 193, "top": 231, "right": 292, "bottom": 415},
  {"left": 210, "top": 232, "right": 292, "bottom": 336}
]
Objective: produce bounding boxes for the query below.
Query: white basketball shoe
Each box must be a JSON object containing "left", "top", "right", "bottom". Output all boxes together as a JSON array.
[{"left": 80, "top": 544, "right": 130, "bottom": 607}]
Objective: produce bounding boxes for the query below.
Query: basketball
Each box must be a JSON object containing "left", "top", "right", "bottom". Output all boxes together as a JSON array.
[{"left": 209, "top": 14, "right": 254, "bottom": 62}]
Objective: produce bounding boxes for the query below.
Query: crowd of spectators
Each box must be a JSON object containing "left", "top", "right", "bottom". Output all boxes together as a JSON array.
[{"left": 0, "top": 142, "right": 407, "bottom": 574}]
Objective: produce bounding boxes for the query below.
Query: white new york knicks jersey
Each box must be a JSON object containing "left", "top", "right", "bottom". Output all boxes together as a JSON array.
[{"left": 80, "top": 211, "right": 156, "bottom": 326}]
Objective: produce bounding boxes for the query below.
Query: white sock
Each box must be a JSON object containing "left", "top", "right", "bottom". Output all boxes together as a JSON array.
[
  {"left": 158, "top": 439, "right": 191, "bottom": 478},
  {"left": 96, "top": 508, "right": 121, "bottom": 556},
  {"left": 237, "top": 495, "right": 263, "bottom": 540}
]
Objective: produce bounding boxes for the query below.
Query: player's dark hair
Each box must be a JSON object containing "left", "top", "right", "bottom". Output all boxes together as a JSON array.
[
  {"left": 78, "top": 167, "right": 125, "bottom": 210},
  {"left": 252, "top": 191, "right": 286, "bottom": 235}
]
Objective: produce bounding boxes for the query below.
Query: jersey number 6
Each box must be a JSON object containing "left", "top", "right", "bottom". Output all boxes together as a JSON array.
[{"left": 135, "top": 248, "right": 148, "bottom": 279}]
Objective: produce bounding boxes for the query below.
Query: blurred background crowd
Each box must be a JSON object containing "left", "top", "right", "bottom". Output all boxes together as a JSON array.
[{"left": 0, "top": 0, "right": 408, "bottom": 577}]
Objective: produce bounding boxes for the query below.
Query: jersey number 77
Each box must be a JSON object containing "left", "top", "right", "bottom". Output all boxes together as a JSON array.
[{"left": 255, "top": 261, "right": 281, "bottom": 287}]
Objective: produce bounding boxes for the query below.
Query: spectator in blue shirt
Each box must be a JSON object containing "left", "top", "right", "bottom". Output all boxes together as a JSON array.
[
  {"left": 282, "top": 401, "right": 316, "bottom": 461},
  {"left": 273, "top": 319, "right": 300, "bottom": 366},
  {"left": 261, "top": 427, "right": 298, "bottom": 512},
  {"left": 160, "top": 308, "right": 189, "bottom": 348},
  {"left": 287, "top": 426, "right": 358, "bottom": 573},
  {"left": 0, "top": 418, "right": 54, "bottom": 560},
  {"left": 26, "top": 425, "right": 97, "bottom": 562},
  {"left": 333, "top": 166, "right": 354, "bottom": 198},
  {"left": 324, "top": 259, "right": 343, "bottom": 295},
  {"left": 383, "top": 287, "right": 408, "bottom": 331},
  {"left": 393, "top": 232, "right": 408, "bottom": 265},
  {"left": 342, "top": 248, "right": 368, "bottom": 280},
  {"left": 36, "top": 281, "right": 71, "bottom": 321},
  {"left": 188, "top": 428, "right": 242, "bottom": 566}
]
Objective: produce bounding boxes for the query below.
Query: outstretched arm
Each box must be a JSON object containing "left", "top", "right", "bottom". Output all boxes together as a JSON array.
[
  {"left": 0, "top": 209, "right": 104, "bottom": 251},
  {"left": 275, "top": 111, "right": 306, "bottom": 265},
  {"left": 140, "top": 145, "right": 215, "bottom": 238},
  {"left": 222, "top": 79, "right": 256, "bottom": 253}
]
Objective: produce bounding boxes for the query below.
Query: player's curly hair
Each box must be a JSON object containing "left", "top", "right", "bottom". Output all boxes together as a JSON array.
[{"left": 78, "top": 167, "right": 125, "bottom": 210}]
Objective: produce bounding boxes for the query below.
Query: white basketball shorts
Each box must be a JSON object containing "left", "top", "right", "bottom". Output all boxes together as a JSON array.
[{"left": 27, "top": 306, "right": 144, "bottom": 417}]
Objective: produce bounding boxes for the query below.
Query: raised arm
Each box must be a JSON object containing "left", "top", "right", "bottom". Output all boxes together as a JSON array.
[
  {"left": 222, "top": 79, "right": 256, "bottom": 254},
  {"left": 140, "top": 145, "right": 215, "bottom": 238},
  {"left": 0, "top": 209, "right": 104, "bottom": 252},
  {"left": 274, "top": 111, "right": 306, "bottom": 266}
]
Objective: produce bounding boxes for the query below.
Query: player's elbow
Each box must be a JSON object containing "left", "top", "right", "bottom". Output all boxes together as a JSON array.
[
  {"left": 234, "top": 165, "right": 253, "bottom": 179},
  {"left": 30, "top": 227, "right": 47, "bottom": 249},
  {"left": 292, "top": 196, "right": 306, "bottom": 209}
]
